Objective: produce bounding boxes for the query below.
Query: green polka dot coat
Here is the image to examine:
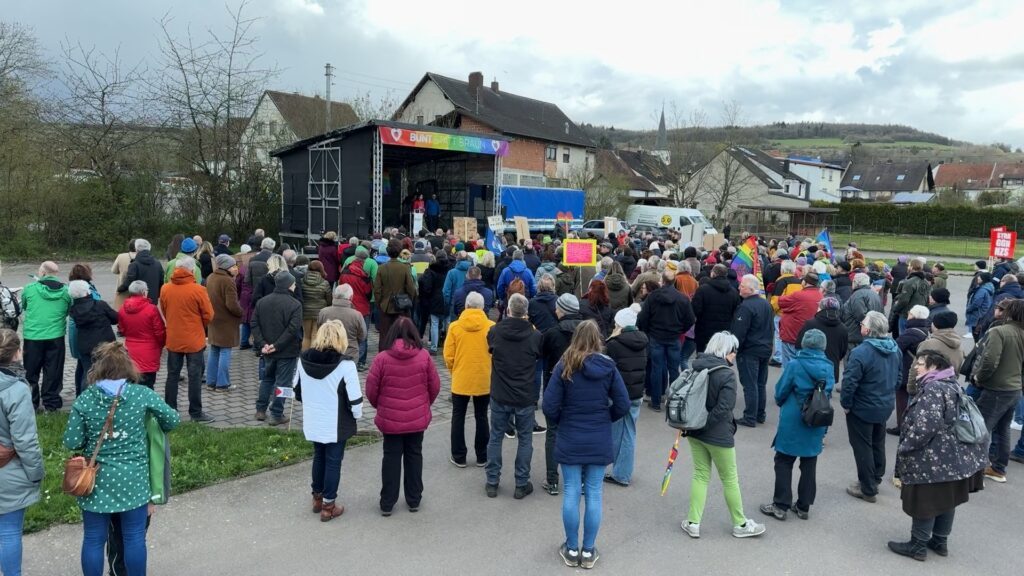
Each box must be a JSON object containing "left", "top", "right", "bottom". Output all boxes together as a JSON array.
[{"left": 63, "top": 382, "right": 180, "bottom": 513}]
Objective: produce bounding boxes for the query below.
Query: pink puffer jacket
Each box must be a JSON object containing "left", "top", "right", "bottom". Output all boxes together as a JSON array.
[{"left": 366, "top": 342, "right": 440, "bottom": 434}]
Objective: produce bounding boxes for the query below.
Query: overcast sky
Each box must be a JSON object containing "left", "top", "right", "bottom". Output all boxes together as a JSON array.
[{"left": 9, "top": 0, "right": 1024, "bottom": 148}]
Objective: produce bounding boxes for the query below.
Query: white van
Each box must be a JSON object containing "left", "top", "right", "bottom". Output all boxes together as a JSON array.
[{"left": 624, "top": 205, "right": 716, "bottom": 245}]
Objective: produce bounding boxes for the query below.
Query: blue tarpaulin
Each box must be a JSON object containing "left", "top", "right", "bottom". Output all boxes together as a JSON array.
[{"left": 499, "top": 186, "right": 584, "bottom": 229}]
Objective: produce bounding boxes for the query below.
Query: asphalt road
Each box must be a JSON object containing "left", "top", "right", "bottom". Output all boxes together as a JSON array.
[{"left": 16, "top": 267, "right": 1024, "bottom": 575}]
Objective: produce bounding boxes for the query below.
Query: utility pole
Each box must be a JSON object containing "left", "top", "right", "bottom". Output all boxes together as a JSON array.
[{"left": 325, "top": 63, "right": 334, "bottom": 132}]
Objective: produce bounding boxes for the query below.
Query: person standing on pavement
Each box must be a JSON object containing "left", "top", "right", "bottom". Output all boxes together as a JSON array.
[
  {"left": 160, "top": 257, "right": 215, "bottom": 423},
  {"left": 301, "top": 260, "right": 333, "bottom": 350},
  {"left": 796, "top": 296, "right": 849, "bottom": 385},
  {"left": 417, "top": 253, "right": 448, "bottom": 355},
  {"left": 759, "top": 329, "right": 835, "bottom": 522},
  {"left": 110, "top": 240, "right": 136, "bottom": 310},
  {"left": 842, "top": 311, "right": 900, "bottom": 503},
  {"left": 680, "top": 331, "right": 767, "bottom": 541},
  {"left": 965, "top": 273, "right": 994, "bottom": 339},
  {"left": 890, "top": 305, "right": 931, "bottom": 435},
  {"left": 214, "top": 234, "right": 232, "bottom": 256},
  {"left": 68, "top": 280, "right": 118, "bottom": 396},
  {"left": 117, "top": 239, "right": 162, "bottom": 305},
  {"left": 731, "top": 274, "right": 775, "bottom": 428},
  {"left": 604, "top": 306, "right": 648, "bottom": 487},
  {"left": 206, "top": 255, "right": 243, "bottom": 392},
  {"left": 373, "top": 240, "right": 418, "bottom": 348},
  {"left": 0, "top": 329, "right": 43, "bottom": 576},
  {"left": 20, "top": 261, "right": 72, "bottom": 411},
  {"left": 969, "top": 298, "right": 1024, "bottom": 484},
  {"left": 316, "top": 232, "right": 340, "bottom": 286},
  {"left": 485, "top": 294, "right": 543, "bottom": 499},
  {"left": 444, "top": 292, "right": 495, "bottom": 468},
  {"left": 544, "top": 320, "right": 630, "bottom": 569},
  {"left": 296, "top": 321, "right": 362, "bottom": 522},
  {"left": 540, "top": 294, "right": 585, "bottom": 496},
  {"left": 841, "top": 273, "right": 883, "bottom": 356},
  {"left": 637, "top": 265, "right": 696, "bottom": 412},
  {"left": 366, "top": 317, "right": 440, "bottom": 516},
  {"left": 317, "top": 284, "right": 367, "bottom": 359},
  {"left": 778, "top": 272, "right": 823, "bottom": 368},
  {"left": 891, "top": 259, "right": 930, "bottom": 335},
  {"left": 769, "top": 259, "right": 801, "bottom": 367},
  {"left": 337, "top": 246, "right": 374, "bottom": 370},
  {"left": 252, "top": 271, "right": 303, "bottom": 426},
  {"left": 888, "top": 351, "right": 988, "bottom": 561},
  {"left": 692, "top": 264, "right": 741, "bottom": 352},
  {"left": 117, "top": 281, "right": 165, "bottom": 389}
]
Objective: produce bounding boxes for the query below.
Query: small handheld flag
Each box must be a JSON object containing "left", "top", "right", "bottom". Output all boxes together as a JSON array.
[
  {"left": 274, "top": 387, "right": 295, "bottom": 399},
  {"left": 730, "top": 236, "right": 761, "bottom": 279},
  {"left": 660, "top": 430, "right": 683, "bottom": 496},
  {"left": 816, "top": 228, "right": 835, "bottom": 263}
]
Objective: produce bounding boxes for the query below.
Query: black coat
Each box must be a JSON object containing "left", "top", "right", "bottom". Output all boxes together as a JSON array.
[
  {"left": 691, "top": 276, "right": 741, "bottom": 352},
  {"left": 579, "top": 300, "right": 613, "bottom": 337},
  {"left": 480, "top": 266, "right": 496, "bottom": 290},
  {"left": 528, "top": 291, "right": 559, "bottom": 333},
  {"left": 891, "top": 262, "right": 909, "bottom": 296},
  {"left": 69, "top": 297, "right": 118, "bottom": 358},
  {"left": 118, "top": 250, "right": 163, "bottom": 304},
  {"left": 255, "top": 271, "right": 302, "bottom": 305},
  {"left": 796, "top": 309, "right": 849, "bottom": 382},
  {"left": 615, "top": 253, "right": 637, "bottom": 279},
  {"left": 731, "top": 295, "right": 775, "bottom": 359},
  {"left": 541, "top": 315, "right": 583, "bottom": 385},
  {"left": 418, "top": 263, "right": 448, "bottom": 317},
  {"left": 637, "top": 285, "right": 695, "bottom": 343},
  {"left": 488, "top": 317, "right": 543, "bottom": 407},
  {"left": 895, "top": 318, "right": 930, "bottom": 390},
  {"left": 198, "top": 252, "right": 214, "bottom": 281},
  {"left": 252, "top": 288, "right": 304, "bottom": 359},
  {"left": 833, "top": 273, "right": 852, "bottom": 303},
  {"left": 606, "top": 328, "right": 648, "bottom": 400},
  {"left": 686, "top": 353, "right": 737, "bottom": 448},
  {"left": 524, "top": 252, "right": 542, "bottom": 274}
]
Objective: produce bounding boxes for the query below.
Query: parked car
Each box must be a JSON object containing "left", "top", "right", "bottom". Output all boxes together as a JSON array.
[
  {"left": 631, "top": 224, "right": 671, "bottom": 240},
  {"left": 572, "top": 219, "right": 629, "bottom": 239}
]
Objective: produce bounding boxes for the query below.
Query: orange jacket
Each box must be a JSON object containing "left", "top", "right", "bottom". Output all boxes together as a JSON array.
[{"left": 159, "top": 268, "right": 213, "bottom": 353}]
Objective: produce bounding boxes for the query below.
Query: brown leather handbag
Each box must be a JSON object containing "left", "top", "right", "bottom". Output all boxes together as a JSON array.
[{"left": 63, "top": 386, "right": 124, "bottom": 497}]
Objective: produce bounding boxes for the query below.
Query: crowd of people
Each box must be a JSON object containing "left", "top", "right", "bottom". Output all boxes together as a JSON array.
[{"left": 0, "top": 223, "right": 1022, "bottom": 573}]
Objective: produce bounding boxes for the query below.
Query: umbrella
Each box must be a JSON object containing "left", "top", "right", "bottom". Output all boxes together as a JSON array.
[{"left": 660, "top": 430, "right": 683, "bottom": 496}]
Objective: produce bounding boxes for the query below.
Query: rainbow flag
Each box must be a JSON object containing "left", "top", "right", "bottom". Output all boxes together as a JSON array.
[
  {"left": 730, "top": 236, "right": 761, "bottom": 278},
  {"left": 660, "top": 430, "right": 683, "bottom": 496}
]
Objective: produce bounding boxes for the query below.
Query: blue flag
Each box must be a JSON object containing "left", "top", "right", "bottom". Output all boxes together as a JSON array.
[
  {"left": 816, "top": 228, "right": 835, "bottom": 263},
  {"left": 486, "top": 228, "right": 504, "bottom": 255}
]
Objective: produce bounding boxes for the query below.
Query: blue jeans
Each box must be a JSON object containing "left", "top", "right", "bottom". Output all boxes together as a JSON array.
[
  {"left": 1015, "top": 397, "right": 1024, "bottom": 425},
  {"left": 311, "top": 440, "right": 347, "bottom": 501},
  {"left": 74, "top": 355, "right": 92, "bottom": 397},
  {"left": 0, "top": 508, "right": 25, "bottom": 576},
  {"left": 486, "top": 400, "right": 535, "bottom": 486},
  {"left": 779, "top": 342, "right": 798, "bottom": 369},
  {"left": 648, "top": 339, "right": 681, "bottom": 408},
  {"left": 81, "top": 505, "right": 148, "bottom": 576},
  {"left": 609, "top": 399, "right": 642, "bottom": 484},
  {"left": 736, "top": 354, "right": 769, "bottom": 422},
  {"left": 772, "top": 316, "right": 783, "bottom": 363},
  {"left": 358, "top": 315, "right": 370, "bottom": 365},
  {"left": 898, "top": 316, "right": 907, "bottom": 336},
  {"left": 256, "top": 356, "right": 297, "bottom": 418},
  {"left": 206, "top": 346, "right": 232, "bottom": 388},
  {"left": 240, "top": 322, "right": 251, "bottom": 347},
  {"left": 561, "top": 464, "right": 605, "bottom": 552},
  {"left": 429, "top": 314, "right": 445, "bottom": 352},
  {"left": 680, "top": 338, "right": 696, "bottom": 372}
]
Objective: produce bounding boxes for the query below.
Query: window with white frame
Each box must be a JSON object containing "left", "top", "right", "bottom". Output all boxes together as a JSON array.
[{"left": 546, "top": 145, "right": 556, "bottom": 161}]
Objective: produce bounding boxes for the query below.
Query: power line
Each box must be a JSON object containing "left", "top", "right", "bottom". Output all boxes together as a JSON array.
[{"left": 332, "top": 68, "right": 415, "bottom": 87}]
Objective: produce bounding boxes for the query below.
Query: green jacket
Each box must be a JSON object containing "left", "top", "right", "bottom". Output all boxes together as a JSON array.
[
  {"left": 892, "top": 271, "right": 930, "bottom": 318},
  {"left": 973, "top": 321, "right": 1024, "bottom": 392},
  {"left": 301, "top": 270, "right": 333, "bottom": 320},
  {"left": 20, "top": 276, "right": 72, "bottom": 340},
  {"left": 164, "top": 252, "right": 202, "bottom": 283}
]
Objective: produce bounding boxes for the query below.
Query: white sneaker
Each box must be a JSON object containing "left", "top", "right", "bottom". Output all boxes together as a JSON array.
[
  {"left": 1012, "top": 421, "right": 1023, "bottom": 431},
  {"left": 732, "top": 518, "right": 766, "bottom": 538},
  {"left": 681, "top": 521, "right": 700, "bottom": 539}
]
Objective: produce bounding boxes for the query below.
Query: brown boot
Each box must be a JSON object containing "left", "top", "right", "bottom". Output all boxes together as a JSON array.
[
  {"left": 255, "top": 410, "right": 266, "bottom": 421},
  {"left": 320, "top": 501, "right": 344, "bottom": 522},
  {"left": 312, "top": 493, "right": 323, "bottom": 513}
]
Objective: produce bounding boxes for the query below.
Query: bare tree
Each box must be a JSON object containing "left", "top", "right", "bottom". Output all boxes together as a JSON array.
[
  {"left": 151, "top": 0, "right": 278, "bottom": 229},
  {"left": 694, "top": 148, "right": 760, "bottom": 225},
  {"left": 348, "top": 89, "right": 399, "bottom": 122}
]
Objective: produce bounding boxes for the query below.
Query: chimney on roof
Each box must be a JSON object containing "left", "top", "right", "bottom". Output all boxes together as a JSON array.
[
  {"left": 490, "top": 79, "right": 499, "bottom": 93},
  {"left": 468, "top": 71, "right": 483, "bottom": 93}
]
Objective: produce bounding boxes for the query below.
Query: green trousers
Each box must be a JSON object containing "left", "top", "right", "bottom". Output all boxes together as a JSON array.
[{"left": 687, "top": 437, "right": 747, "bottom": 526}]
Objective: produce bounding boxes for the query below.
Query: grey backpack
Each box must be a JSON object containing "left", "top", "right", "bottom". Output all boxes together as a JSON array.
[
  {"left": 665, "top": 365, "right": 729, "bottom": 431},
  {"left": 953, "top": 389, "right": 989, "bottom": 446}
]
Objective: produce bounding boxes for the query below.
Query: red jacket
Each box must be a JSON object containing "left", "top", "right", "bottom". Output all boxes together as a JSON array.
[
  {"left": 366, "top": 342, "right": 440, "bottom": 435},
  {"left": 778, "top": 286, "right": 822, "bottom": 344},
  {"left": 338, "top": 259, "right": 373, "bottom": 316},
  {"left": 118, "top": 295, "right": 166, "bottom": 373}
]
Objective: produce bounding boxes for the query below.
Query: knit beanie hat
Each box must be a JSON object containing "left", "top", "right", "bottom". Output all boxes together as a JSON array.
[
  {"left": 215, "top": 254, "right": 236, "bottom": 270},
  {"left": 556, "top": 293, "right": 579, "bottom": 315},
  {"left": 275, "top": 271, "right": 295, "bottom": 290},
  {"left": 801, "top": 328, "right": 827, "bottom": 351},
  {"left": 180, "top": 238, "right": 198, "bottom": 253},
  {"left": 932, "top": 311, "right": 958, "bottom": 329},
  {"left": 614, "top": 307, "right": 638, "bottom": 329},
  {"left": 931, "top": 287, "right": 951, "bottom": 305}
]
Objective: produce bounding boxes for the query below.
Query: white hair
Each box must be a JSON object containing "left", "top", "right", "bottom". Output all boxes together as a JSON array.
[
  {"left": 781, "top": 260, "right": 796, "bottom": 274},
  {"left": 908, "top": 305, "right": 930, "bottom": 320},
  {"left": 261, "top": 237, "right": 276, "bottom": 250},
  {"left": 678, "top": 260, "right": 691, "bottom": 274},
  {"left": 853, "top": 272, "right": 870, "bottom": 288},
  {"left": 282, "top": 249, "right": 297, "bottom": 265},
  {"left": 740, "top": 274, "right": 761, "bottom": 291},
  {"left": 705, "top": 331, "right": 740, "bottom": 359},
  {"left": 349, "top": 236, "right": 359, "bottom": 245},
  {"left": 334, "top": 283, "right": 354, "bottom": 300},
  {"left": 465, "top": 291, "right": 484, "bottom": 309},
  {"left": 68, "top": 280, "right": 91, "bottom": 299},
  {"left": 134, "top": 238, "right": 151, "bottom": 252},
  {"left": 507, "top": 293, "right": 529, "bottom": 318},
  {"left": 38, "top": 261, "right": 59, "bottom": 276},
  {"left": 239, "top": 244, "right": 252, "bottom": 254},
  {"left": 863, "top": 310, "right": 890, "bottom": 338},
  {"left": 175, "top": 256, "right": 196, "bottom": 270},
  {"left": 128, "top": 280, "right": 148, "bottom": 296}
]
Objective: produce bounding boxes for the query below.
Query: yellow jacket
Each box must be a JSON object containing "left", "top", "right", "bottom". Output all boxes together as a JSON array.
[{"left": 444, "top": 308, "right": 495, "bottom": 396}]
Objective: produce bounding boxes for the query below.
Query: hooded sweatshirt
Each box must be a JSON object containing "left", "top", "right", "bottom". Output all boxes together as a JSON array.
[
  {"left": 20, "top": 276, "right": 72, "bottom": 340},
  {"left": 68, "top": 297, "right": 118, "bottom": 358},
  {"left": 296, "top": 347, "right": 362, "bottom": 444},
  {"left": 443, "top": 260, "right": 472, "bottom": 309},
  {"left": 496, "top": 260, "right": 537, "bottom": 300},
  {"left": 841, "top": 337, "right": 900, "bottom": 423},
  {"left": 159, "top": 268, "right": 214, "bottom": 353},
  {"left": 488, "top": 316, "right": 543, "bottom": 407},
  {"left": 604, "top": 272, "right": 631, "bottom": 311},
  {"left": 118, "top": 295, "right": 166, "bottom": 373},
  {"left": 691, "top": 276, "right": 741, "bottom": 351},
  {"left": 444, "top": 308, "right": 495, "bottom": 396},
  {"left": 796, "top": 308, "right": 849, "bottom": 382},
  {"left": 913, "top": 329, "right": 964, "bottom": 389},
  {"left": 605, "top": 327, "right": 649, "bottom": 400}
]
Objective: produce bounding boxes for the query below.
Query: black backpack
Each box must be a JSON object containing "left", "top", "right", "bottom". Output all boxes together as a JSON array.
[{"left": 800, "top": 379, "right": 834, "bottom": 427}]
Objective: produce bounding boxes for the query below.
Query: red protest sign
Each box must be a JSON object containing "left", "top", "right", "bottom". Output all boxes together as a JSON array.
[
  {"left": 562, "top": 239, "right": 597, "bottom": 267},
  {"left": 990, "top": 228, "right": 1017, "bottom": 259}
]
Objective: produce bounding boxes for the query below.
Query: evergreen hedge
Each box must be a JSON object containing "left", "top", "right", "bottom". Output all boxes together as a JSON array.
[{"left": 812, "top": 202, "right": 1024, "bottom": 238}]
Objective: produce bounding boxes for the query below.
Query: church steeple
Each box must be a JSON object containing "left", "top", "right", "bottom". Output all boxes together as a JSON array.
[{"left": 656, "top": 104, "right": 668, "bottom": 151}]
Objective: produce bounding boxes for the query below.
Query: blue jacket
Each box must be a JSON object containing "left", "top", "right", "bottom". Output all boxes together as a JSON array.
[
  {"left": 425, "top": 198, "right": 440, "bottom": 216},
  {"left": 452, "top": 279, "right": 495, "bottom": 319},
  {"left": 966, "top": 282, "right": 993, "bottom": 328},
  {"left": 442, "top": 260, "right": 472, "bottom": 310},
  {"left": 496, "top": 260, "right": 537, "bottom": 300},
  {"left": 543, "top": 354, "right": 629, "bottom": 466},
  {"left": 730, "top": 294, "right": 774, "bottom": 359},
  {"left": 840, "top": 337, "right": 900, "bottom": 423},
  {"left": 773, "top": 349, "right": 835, "bottom": 457}
]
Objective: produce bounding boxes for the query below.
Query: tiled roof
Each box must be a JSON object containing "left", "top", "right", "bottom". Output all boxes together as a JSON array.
[
  {"left": 840, "top": 161, "right": 930, "bottom": 192},
  {"left": 594, "top": 149, "right": 658, "bottom": 192},
  {"left": 993, "top": 162, "right": 1024, "bottom": 181},
  {"left": 616, "top": 150, "right": 675, "bottom": 187},
  {"left": 265, "top": 91, "right": 359, "bottom": 140},
  {"left": 933, "top": 163, "right": 995, "bottom": 189}
]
